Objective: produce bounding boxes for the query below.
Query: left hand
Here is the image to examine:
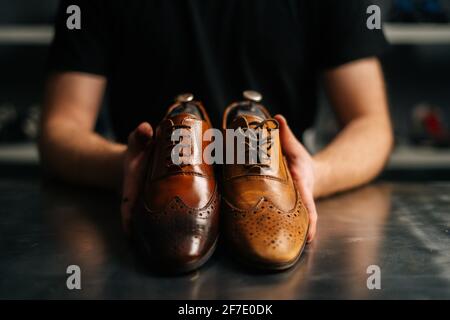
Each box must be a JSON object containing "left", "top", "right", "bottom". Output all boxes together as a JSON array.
[
  {"left": 121, "top": 122, "right": 153, "bottom": 234},
  {"left": 274, "top": 115, "right": 318, "bottom": 243}
]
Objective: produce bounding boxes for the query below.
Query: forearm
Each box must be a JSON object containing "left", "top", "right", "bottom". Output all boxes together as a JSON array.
[
  {"left": 39, "top": 119, "right": 126, "bottom": 190},
  {"left": 312, "top": 114, "right": 393, "bottom": 198}
]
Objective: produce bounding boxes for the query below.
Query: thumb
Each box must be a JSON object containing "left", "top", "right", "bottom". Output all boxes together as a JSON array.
[
  {"left": 122, "top": 122, "right": 153, "bottom": 235},
  {"left": 274, "top": 114, "right": 304, "bottom": 159},
  {"left": 128, "top": 122, "right": 153, "bottom": 154}
]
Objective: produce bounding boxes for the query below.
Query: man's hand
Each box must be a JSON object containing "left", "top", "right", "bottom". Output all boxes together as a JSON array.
[
  {"left": 120, "top": 122, "right": 153, "bottom": 234},
  {"left": 274, "top": 115, "right": 318, "bottom": 243}
]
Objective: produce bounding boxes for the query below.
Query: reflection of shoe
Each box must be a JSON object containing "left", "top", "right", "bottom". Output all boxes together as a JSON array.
[
  {"left": 222, "top": 91, "right": 309, "bottom": 271},
  {"left": 132, "top": 93, "right": 220, "bottom": 274},
  {"left": 419, "top": 0, "right": 449, "bottom": 23}
]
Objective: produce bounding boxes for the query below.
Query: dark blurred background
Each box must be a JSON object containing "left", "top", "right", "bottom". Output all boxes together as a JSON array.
[{"left": 0, "top": 0, "right": 449, "bottom": 178}]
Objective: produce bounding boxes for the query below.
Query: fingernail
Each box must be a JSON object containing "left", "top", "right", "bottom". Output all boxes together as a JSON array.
[{"left": 139, "top": 123, "right": 153, "bottom": 136}]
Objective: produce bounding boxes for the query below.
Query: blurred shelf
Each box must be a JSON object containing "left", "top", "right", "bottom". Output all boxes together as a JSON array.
[
  {"left": 385, "top": 23, "right": 450, "bottom": 45},
  {"left": 1, "top": 23, "right": 449, "bottom": 46},
  {"left": 0, "top": 143, "right": 39, "bottom": 164},
  {"left": 0, "top": 25, "right": 53, "bottom": 45},
  {"left": 388, "top": 146, "right": 450, "bottom": 169}
]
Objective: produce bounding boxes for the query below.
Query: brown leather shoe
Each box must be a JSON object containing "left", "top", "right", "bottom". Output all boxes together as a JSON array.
[
  {"left": 222, "top": 91, "right": 309, "bottom": 271},
  {"left": 132, "top": 94, "right": 220, "bottom": 274}
]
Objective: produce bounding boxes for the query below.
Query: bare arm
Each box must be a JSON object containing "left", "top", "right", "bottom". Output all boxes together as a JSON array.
[
  {"left": 276, "top": 57, "right": 393, "bottom": 241},
  {"left": 39, "top": 72, "right": 153, "bottom": 230},
  {"left": 313, "top": 57, "right": 394, "bottom": 198},
  {"left": 38, "top": 72, "right": 126, "bottom": 189}
]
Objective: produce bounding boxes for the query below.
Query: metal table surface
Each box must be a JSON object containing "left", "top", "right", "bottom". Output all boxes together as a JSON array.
[{"left": 0, "top": 171, "right": 449, "bottom": 299}]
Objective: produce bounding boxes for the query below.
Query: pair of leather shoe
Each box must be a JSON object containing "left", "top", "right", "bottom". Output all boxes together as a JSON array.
[{"left": 132, "top": 91, "right": 309, "bottom": 274}]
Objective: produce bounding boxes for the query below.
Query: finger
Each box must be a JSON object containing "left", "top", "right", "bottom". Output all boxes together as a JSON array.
[
  {"left": 298, "top": 184, "right": 318, "bottom": 243},
  {"left": 121, "top": 195, "right": 133, "bottom": 235},
  {"left": 274, "top": 115, "right": 304, "bottom": 159},
  {"left": 121, "top": 160, "right": 140, "bottom": 234},
  {"left": 128, "top": 122, "right": 153, "bottom": 154},
  {"left": 122, "top": 124, "right": 153, "bottom": 234},
  {"left": 121, "top": 156, "right": 147, "bottom": 234},
  {"left": 121, "top": 148, "right": 151, "bottom": 234}
]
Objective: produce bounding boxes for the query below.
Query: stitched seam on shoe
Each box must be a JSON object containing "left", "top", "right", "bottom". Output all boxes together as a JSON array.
[
  {"left": 222, "top": 196, "right": 301, "bottom": 215},
  {"left": 143, "top": 184, "right": 219, "bottom": 214},
  {"left": 224, "top": 175, "right": 287, "bottom": 184},
  {"left": 150, "top": 171, "right": 209, "bottom": 182}
]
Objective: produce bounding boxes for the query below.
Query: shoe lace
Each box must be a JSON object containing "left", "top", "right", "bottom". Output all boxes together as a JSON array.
[
  {"left": 239, "top": 120, "right": 277, "bottom": 170},
  {"left": 165, "top": 124, "right": 193, "bottom": 168}
]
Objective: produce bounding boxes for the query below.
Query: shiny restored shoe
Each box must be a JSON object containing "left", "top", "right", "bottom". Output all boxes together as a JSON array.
[
  {"left": 222, "top": 91, "right": 309, "bottom": 271},
  {"left": 132, "top": 94, "right": 220, "bottom": 274}
]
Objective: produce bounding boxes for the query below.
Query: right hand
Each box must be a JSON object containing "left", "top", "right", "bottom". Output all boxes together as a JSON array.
[
  {"left": 275, "top": 115, "right": 318, "bottom": 243},
  {"left": 120, "top": 122, "right": 153, "bottom": 234}
]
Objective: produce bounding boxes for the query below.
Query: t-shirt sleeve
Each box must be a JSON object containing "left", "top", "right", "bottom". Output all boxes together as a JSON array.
[
  {"left": 314, "top": 0, "right": 389, "bottom": 70},
  {"left": 47, "top": 0, "right": 110, "bottom": 76}
]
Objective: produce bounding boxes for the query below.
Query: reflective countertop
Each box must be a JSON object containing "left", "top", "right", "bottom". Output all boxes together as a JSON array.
[{"left": 0, "top": 172, "right": 449, "bottom": 299}]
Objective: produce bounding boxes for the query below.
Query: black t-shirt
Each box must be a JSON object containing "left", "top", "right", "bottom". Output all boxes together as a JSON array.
[{"left": 48, "top": 0, "right": 388, "bottom": 143}]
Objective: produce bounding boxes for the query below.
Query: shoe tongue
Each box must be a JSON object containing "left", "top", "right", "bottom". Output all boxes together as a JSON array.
[
  {"left": 167, "top": 113, "right": 201, "bottom": 125},
  {"left": 229, "top": 115, "right": 265, "bottom": 130}
]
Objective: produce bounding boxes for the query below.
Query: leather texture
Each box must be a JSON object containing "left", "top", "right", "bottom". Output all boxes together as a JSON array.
[
  {"left": 222, "top": 100, "right": 309, "bottom": 270},
  {"left": 132, "top": 99, "right": 219, "bottom": 274}
]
